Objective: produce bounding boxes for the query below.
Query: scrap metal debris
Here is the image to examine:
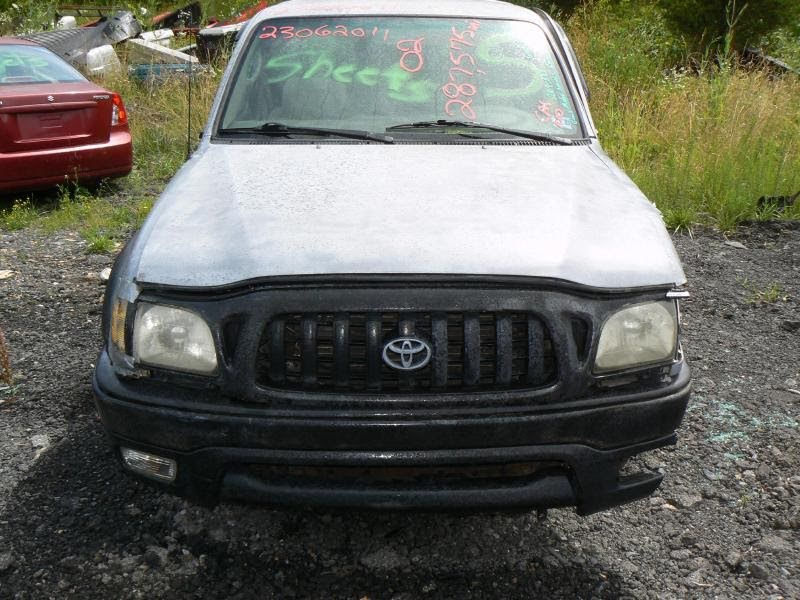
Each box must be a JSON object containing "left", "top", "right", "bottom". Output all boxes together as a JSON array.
[
  {"left": 741, "top": 48, "right": 799, "bottom": 77},
  {"left": 103, "top": 11, "right": 143, "bottom": 43},
  {"left": 196, "top": 22, "right": 242, "bottom": 62},
  {"left": 757, "top": 190, "right": 799, "bottom": 215},
  {"left": 128, "top": 62, "right": 210, "bottom": 83},
  {"left": 140, "top": 29, "right": 175, "bottom": 46},
  {"left": 18, "top": 10, "right": 142, "bottom": 75},
  {"left": 197, "top": 1, "right": 269, "bottom": 62},
  {"left": 126, "top": 32, "right": 211, "bottom": 83},
  {"left": 127, "top": 38, "right": 198, "bottom": 64},
  {"left": 150, "top": 1, "right": 202, "bottom": 31},
  {"left": 14, "top": 2, "right": 270, "bottom": 81}
]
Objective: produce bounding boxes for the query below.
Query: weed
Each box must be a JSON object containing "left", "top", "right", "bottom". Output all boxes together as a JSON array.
[
  {"left": 751, "top": 283, "right": 786, "bottom": 304},
  {"left": 664, "top": 206, "right": 697, "bottom": 233},
  {"left": 85, "top": 232, "right": 118, "bottom": 254},
  {"left": 740, "top": 278, "right": 788, "bottom": 304},
  {"left": 762, "top": 29, "right": 800, "bottom": 69},
  {"left": 134, "top": 197, "right": 155, "bottom": 227},
  {"left": 1, "top": 200, "right": 39, "bottom": 230}
]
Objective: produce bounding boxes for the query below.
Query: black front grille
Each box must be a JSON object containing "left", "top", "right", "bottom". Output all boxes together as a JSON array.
[{"left": 255, "top": 312, "right": 556, "bottom": 393}]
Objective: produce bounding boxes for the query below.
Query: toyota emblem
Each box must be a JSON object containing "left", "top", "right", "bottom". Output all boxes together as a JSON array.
[{"left": 382, "top": 337, "right": 432, "bottom": 371}]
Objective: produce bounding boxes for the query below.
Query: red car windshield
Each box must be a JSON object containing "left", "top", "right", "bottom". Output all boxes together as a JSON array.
[
  {"left": 220, "top": 17, "right": 581, "bottom": 136},
  {"left": 0, "top": 44, "right": 86, "bottom": 85}
]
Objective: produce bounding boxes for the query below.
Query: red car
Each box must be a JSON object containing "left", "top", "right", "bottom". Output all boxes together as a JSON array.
[{"left": 0, "top": 38, "right": 132, "bottom": 193}]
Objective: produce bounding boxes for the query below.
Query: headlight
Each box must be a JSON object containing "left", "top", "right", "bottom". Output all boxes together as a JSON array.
[
  {"left": 594, "top": 301, "right": 677, "bottom": 374},
  {"left": 133, "top": 303, "right": 217, "bottom": 374}
]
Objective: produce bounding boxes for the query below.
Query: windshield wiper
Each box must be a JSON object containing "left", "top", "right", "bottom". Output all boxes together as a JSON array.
[
  {"left": 386, "top": 120, "right": 576, "bottom": 145},
  {"left": 219, "top": 122, "right": 394, "bottom": 144}
]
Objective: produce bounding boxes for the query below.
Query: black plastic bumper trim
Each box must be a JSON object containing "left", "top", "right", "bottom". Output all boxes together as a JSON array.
[
  {"left": 93, "top": 352, "right": 690, "bottom": 513},
  {"left": 108, "top": 433, "right": 675, "bottom": 514}
]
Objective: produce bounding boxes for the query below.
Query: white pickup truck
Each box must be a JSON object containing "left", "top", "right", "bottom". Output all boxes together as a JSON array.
[{"left": 93, "top": 0, "right": 690, "bottom": 515}]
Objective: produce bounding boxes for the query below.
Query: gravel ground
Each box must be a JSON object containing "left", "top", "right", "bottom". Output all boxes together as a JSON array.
[{"left": 0, "top": 221, "right": 798, "bottom": 599}]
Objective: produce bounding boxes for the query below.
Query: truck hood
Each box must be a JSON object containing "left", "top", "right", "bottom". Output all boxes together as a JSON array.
[{"left": 133, "top": 142, "right": 685, "bottom": 290}]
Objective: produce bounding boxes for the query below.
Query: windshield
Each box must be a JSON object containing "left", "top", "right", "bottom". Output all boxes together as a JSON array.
[
  {"left": 0, "top": 44, "right": 86, "bottom": 85},
  {"left": 218, "top": 17, "right": 581, "bottom": 137}
]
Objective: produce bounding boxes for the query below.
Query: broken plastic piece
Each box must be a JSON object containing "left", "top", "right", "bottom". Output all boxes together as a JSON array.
[
  {"left": 127, "top": 38, "right": 198, "bottom": 64},
  {"left": 56, "top": 16, "right": 77, "bottom": 30},
  {"left": 81, "top": 44, "right": 120, "bottom": 76},
  {"left": 140, "top": 29, "right": 175, "bottom": 46}
]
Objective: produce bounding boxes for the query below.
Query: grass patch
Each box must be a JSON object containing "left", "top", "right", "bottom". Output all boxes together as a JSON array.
[
  {"left": 625, "top": 70, "right": 800, "bottom": 231},
  {"left": 1, "top": 200, "right": 40, "bottom": 230},
  {"left": 102, "top": 67, "right": 222, "bottom": 183},
  {"left": 40, "top": 189, "right": 156, "bottom": 254},
  {"left": 567, "top": 2, "right": 800, "bottom": 231},
  {"left": 85, "top": 233, "right": 117, "bottom": 254},
  {"left": 739, "top": 279, "right": 788, "bottom": 304},
  {"left": 2, "top": 186, "right": 155, "bottom": 253}
]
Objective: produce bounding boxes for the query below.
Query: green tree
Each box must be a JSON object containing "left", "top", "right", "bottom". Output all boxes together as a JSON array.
[{"left": 656, "top": 0, "right": 800, "bottom": 52}]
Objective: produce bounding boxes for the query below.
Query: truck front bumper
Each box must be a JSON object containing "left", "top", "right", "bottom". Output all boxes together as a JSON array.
[{"left": 93, "top": 350, "right": 690, "bottom": 515}]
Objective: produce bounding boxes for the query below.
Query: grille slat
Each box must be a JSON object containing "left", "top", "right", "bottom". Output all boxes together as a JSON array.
[
  {"left": 398, "top": 316, "right": 415, "bottom": 336},
  {"left": 257, "top": 311, "right": 556, "bottom": 393},
  {"left": 463, "top": 313, "right": 481, "bottom": 386},
  {"left": 302, "top": 317, "right": 317, "bottom": 387},
  {"left": 431, "top": 313, "right": 449, "bottom": 388},
  {"left": 268, "top": 319, "right": 285, "bottom": 384},
  {"left": 527, "top": 316, "right": 545, "bottom": 386},
  {"left": 333, "top": 314, "right": 349, "bottom": 387},
  {"left": 366, "top": 314, "right": 382, "bottom": 390},
  {"left": 496, "top": 315, "right": 513, "bottom": 385}
]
